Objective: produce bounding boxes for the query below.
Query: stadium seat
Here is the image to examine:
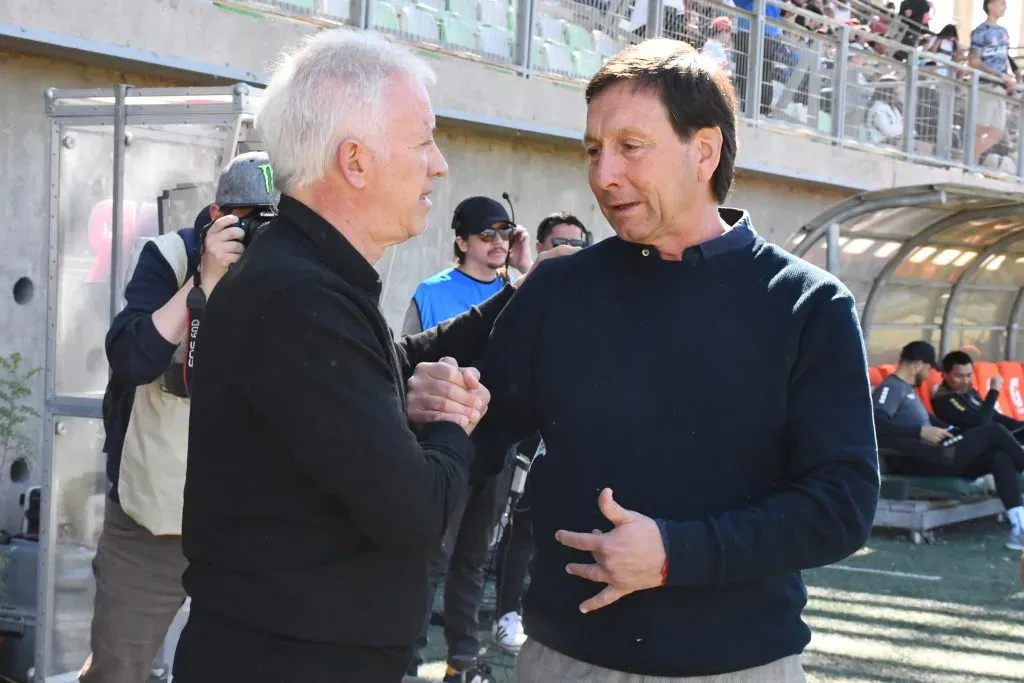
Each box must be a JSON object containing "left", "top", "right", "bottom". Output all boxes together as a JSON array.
[
  {"left": 446, "top": 0, "right": 478, "bottom": 18},
  {"left": 563, "top": 22, "right": 593, "bottom": 51},
  {"left": 418, "top": 0, "right": 445, "bottom": 12},
  {"left": 868, "top": 366, "right": 883, "bottom": 388},
  {"left": 997, "top": 361, "right": 1024, "bottom": 420},
  {"left": 878, "top": 364, "right": 896, "bottom": 378},
  {"left": 440, "top": 13, "right": 477, "bottom": 49},
  {"left": 477, "top": 0, "right": 507, "bottom": 27},
  {"left": 917, "top": 369, "right": 942, "bottom": 414},
  {"left": 535, "top": 14, "right": 563, "bottom": 42},
  {"left": 592, "top": 30, "right": 619, "bottom": 57},
  {"left": 371, "top": 1, "right": 400, "bottom": 31},
  {"left": 539, "top": 42, "right": 573, "bottom": 75},
  {"left": 973, "top": 361, "right": 1012, "bottom": 416},
  {"left": 323, "top": 0, "right": 351, "bottom": 20},
  {"left": 479, "top": 25, "right": 512, "bottom": 58},
  {"left": 401, "top": 6, "right": 440, "bottom": 42},
  {"left": 572, "top": 49, "right": 602, "bottom": 79}
]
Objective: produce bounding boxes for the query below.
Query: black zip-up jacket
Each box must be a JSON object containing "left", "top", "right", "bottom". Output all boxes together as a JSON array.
[
  {"left": 180, "top": 195, "right": 514, "bottom": 680},
  {"left": 932, "top": 383, "right": 1022, "bottom": 433}
]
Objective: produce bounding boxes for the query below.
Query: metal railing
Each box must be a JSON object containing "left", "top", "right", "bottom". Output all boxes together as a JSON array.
[{"left": 228, "top": 0, "right": 1024, "bottom": 184}]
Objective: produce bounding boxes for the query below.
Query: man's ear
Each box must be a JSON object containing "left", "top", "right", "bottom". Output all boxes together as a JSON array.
[
  {"left": 208, "top": 203, "right": 223, "bottom": 221},
  {"left": 337, "top": 138, "right": 371, "bottom": 190},
  {"left": 693, "top": 127, "right": 723, "bottom": 186},
  {"left": 455, "top": 235, "right": 469, "bottom": 257}
]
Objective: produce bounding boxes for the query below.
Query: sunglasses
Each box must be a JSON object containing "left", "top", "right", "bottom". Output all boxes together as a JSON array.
[
  {"left": 476, "top": 224, "right": 514, "bottom": 242},
  {"left": 551, "top": 236, "right": 587, "bottom": 248}
]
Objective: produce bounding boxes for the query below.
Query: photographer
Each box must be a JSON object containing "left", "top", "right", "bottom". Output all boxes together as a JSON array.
[{"left": 79, "top": 152, "right": 278, "bottom": 683}]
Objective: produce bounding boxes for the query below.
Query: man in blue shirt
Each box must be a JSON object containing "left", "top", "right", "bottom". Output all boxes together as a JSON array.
[
  {"left": 969, "top": 0, "right": 1016, "bottom": 163},
  {"left": 404, "top": 196, "right": 531, "bottom": 682}
]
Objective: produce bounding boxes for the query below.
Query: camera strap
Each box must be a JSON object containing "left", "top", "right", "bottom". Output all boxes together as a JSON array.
[{"left": 183, "top": 272, "right": 207, "bottom": 398}]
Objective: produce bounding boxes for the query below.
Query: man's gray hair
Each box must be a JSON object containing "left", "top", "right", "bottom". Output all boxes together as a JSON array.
[{"left": 256, "top": 29, "right": 436, "bottom": 193}]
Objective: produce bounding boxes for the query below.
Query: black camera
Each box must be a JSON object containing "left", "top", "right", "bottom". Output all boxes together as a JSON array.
[
  {"left": 234, "top": 208, "right": 276, "bottom": 246},
  {"left": 197, "top": 208, "right": 275, "bottom": 252}
]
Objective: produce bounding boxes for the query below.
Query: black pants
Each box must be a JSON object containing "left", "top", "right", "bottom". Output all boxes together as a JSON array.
[
  {"left": 883, "top": 423, "right": 1024, "bottom": 509},
  {"left": 413, "top": 471, "right": 502, "bottom": 670},
  {"left": 495, "top": 478, "right": 533, "bottom": 617}
]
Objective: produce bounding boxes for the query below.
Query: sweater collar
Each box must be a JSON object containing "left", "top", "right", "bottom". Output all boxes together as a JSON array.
[
  {"left": 621, "top": 207, "right": 756, "bottom": 264},
  {"left": 276, "top": 194, "right": 383, "bottom": 299}
]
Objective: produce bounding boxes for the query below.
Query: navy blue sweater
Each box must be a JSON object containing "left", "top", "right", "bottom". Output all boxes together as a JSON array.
[
  {"left": 473, "top": 210, "right": 879, "bottom": 677},
  {"left": 102, "top": 228, "right": 198, "bottom": 502}
]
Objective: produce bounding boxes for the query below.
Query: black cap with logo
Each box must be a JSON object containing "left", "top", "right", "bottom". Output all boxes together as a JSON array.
[
  {"left": 451, "top": 196, "right": 512, "bottom": 237},
  {"left": 900, "top": 341, "right": 940, "bottom": 370}
]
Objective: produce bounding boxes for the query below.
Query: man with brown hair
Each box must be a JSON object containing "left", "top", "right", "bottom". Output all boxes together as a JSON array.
[{"left": 416, "top": 38, "right": 879, "bottom": 682}]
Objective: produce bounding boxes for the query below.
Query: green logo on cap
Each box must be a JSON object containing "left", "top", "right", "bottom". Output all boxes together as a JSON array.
[{"left": 258, "top": 163, "right": 274, "bottom": 195}]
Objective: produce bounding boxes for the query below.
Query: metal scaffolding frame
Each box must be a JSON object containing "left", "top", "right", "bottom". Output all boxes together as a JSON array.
[{"left": 33, "top": 83, "right": 264, "bottom": 683}]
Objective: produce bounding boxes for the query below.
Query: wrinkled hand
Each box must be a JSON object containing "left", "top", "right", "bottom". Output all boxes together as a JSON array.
[
  {"left": 507, "top": 226, "right": 534, "bottom": 274},
  {"left": 200, "top": 215, "right": 246, "bottom": 292},
  {"left": 407, "top": 357, "right": 490, "bottom": 434},
  {"left": 512, "top": 243, "right": 581, "bottom": 289},
  {"left": 555, "top": 488, "right": 666, "bottom": 614},
  {"left": 921, "top": 425, "right": 952, "bottom": 446}
]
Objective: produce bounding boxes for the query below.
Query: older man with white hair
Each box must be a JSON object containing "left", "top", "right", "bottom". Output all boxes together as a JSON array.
[{"left": 172, "top": 29, "right": 571, "bottom": 683}]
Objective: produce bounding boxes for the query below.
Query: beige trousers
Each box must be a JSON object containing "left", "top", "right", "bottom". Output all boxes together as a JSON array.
[{"left": 516, "top": 638, "right": 806, "bottom": 683}]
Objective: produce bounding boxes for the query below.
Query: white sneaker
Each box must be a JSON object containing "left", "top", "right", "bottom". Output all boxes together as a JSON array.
[
  {"left": 1008, "top": 529, "right": 1024, "bottom": 551},
  {"left": 492, "top": 611, "right": 527, "bottom": 655}
]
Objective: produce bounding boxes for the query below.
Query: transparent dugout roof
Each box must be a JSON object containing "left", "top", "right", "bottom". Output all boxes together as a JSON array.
[{"left": 785, "top": 184, "right": 1024, "bottom": 365}]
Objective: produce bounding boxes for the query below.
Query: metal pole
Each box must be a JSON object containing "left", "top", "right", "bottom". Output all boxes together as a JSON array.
[
  {"left": 514, "top": 0, "right": 536, "bottom": 76},
  {"left": 903, "top": 49, "right": 919, "bottom": 156},
  {"left": 746, "top": 0, "right": 767, "bottom": 120},
  {"left": 646, "top": 0, "right": 664, "bottom": 39},
  {"left": 832, "top": 25, "right": 849, "bottom": 141},
  {"left": 1006, "top": 286, "right": 1024, "bottom": 360},
  {"left": 825, "top": 222, "right": 840, "bottom": 274},
  {"left": 964, "top": 71, "right": 979, "bottom": 167},
  {"left": 110, "top": 84, "right": 127, "bottom": 323}
]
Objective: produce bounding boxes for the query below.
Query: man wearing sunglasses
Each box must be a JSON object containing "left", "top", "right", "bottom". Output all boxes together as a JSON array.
[
  {"left": 536, "top": 211, "right": 591, "bottom": 252},
  {"left": 403, "top": 195, "right": 531, "bottom": 683}
]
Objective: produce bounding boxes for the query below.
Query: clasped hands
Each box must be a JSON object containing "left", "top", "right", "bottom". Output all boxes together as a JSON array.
[{"left": 407, "top": 356, "right": 490, "bottom": 434}]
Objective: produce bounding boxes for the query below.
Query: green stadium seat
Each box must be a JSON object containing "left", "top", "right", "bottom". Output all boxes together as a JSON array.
[
  {"left": 446, "top": 0, "right": 478, "bottom": 18},
  {"left": 401, "top": 5, "right": 440, "bottom": 42},
  {"left": 477, "top": 0, "right": 507, "bottom": 27},
  {"left": 371, "top": 0, "right": 400, "bottom": 31},
  {"left": 479, "top": 25, "right": 512, "bottom": 59},
  {"left": 440, "top": 13, "right": 477, "bottom": 50},
  {"left": 539, "top": 42, "right": 572, "bottom": 75},
  {"left": 572, "top": 49, "right": 602, "bottom": 79},
  {"left": 563, "top": 22, "right": 592, "bottom": 51}
]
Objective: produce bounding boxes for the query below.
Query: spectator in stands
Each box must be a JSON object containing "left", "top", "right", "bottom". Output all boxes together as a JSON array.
[
  {"left": 417, "top": 38, "right": 880, "bottom": 681},
  {"left": 491, "top": 211, "right": 590, "bottom": 657},
  {"left": 969, "top": 0, "right": 1015, "bottom": 164},
  {"left": 873, "top": 341, "right": 1024, "bottom": 550},
  {"left": 78, "top": 154, "right": 277, "bottom": 683},
  {"left": 865, "top": 75, "right": 905, "bottom": 145},
  {"left": 700, "top": 16, "right": 735, "bottom": 77},
  {"left": 403, "top": 196, "right": 533, "bottom": 683},
  {"left": 932, "top": 350, "right": 1024, "bottom": 440}
]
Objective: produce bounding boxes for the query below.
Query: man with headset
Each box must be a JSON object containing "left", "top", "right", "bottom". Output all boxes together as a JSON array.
[{"left": 403, "top": 196, "right": 531, "bottom": 682}]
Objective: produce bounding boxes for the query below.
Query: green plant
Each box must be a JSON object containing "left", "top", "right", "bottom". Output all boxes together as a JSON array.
[{"left": 0, "top": 352, "right": 41, "bottom": 478}]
